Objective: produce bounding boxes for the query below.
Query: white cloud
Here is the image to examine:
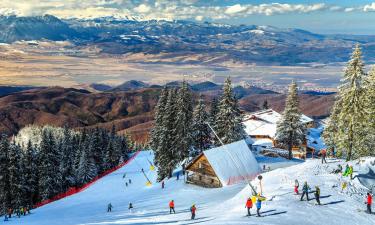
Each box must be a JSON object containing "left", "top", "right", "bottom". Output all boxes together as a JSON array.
[
  {"left": 134, "top": 4, "right": 151, "bottom": 13},
  {"left": 364, "top": 2, "right": 375, "bottom": 12},
  {"left": 0, "top": 0, "right": 372, "bottom": 21}
]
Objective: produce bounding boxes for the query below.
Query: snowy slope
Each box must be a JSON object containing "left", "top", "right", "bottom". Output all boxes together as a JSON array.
[{"left": 8, "top": 152, "right": 375, "bottom": 225}]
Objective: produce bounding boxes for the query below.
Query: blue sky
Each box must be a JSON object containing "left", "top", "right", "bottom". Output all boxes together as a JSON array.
[{"left": 1, "top": 0, "right": 375, "bottom": 34}]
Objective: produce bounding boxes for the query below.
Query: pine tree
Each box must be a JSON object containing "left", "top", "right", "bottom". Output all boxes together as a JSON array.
[
  {"left": 60, "top": 127, "right": 76, "bottom": 191},
  {"left": 154, "top": 88, "right": 178, "bottom": 181},
  {"left": 24, "top": 140, "right": 39, "bottom": 206},
  {"left": 262, "top": 100, "right": 269, "bottom": 110},
  {"left": 191, "top": 96, "right": 211, "bottom": 156},
  {"left": 362, "top": 66, "right": 375, "bottom": 156},
  {"left": 0, "top": 135, "right": 11, "bottom": 214},
  {"left": 215, "top": 78, "right": 245, "bottom": 144},
  {"left": 275, "top": 81, "right": 306, "bottom": 160},
  {"left": 77, "top": 145, "right": 98, "bottom": 186},
  {"left": 174, "top": 80, "right": 193, "bottom": 162},
  {"left": 8, "top": 144, "right": 24, "bottom": 209},
  {"left": 38, "top": 130, "right": 60, "bottom": 200},
  {"left": 322, "top": 99, "right": 342, "bottom": 156},
  {"left": 334, "top": 44, "right": 368, "bottom": 160},
  {"left": 150, "top": 87, "right": 168, "bottom": 152}
]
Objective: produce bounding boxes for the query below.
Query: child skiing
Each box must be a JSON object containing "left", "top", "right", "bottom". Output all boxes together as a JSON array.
[
  {"left": 300, "top": 181, "right": 310, "bottom": 201},
  {"left": 366, "top": 192, "right": 372, "bottom": 214},
  {"left": 169, "top": 200, "right": 175, "bottom": 214},
  {"left": 294, "top": 179, "right": 299, "bottom": 195},
  {"left": 107, "top": 203, "right": 113, "bottom": 212},
  {"left": 245, "top": 197, "right": 253, "bottom": 216},
  {"left": 314, "top": 186, "right": 321, "bottom": 205},
  {"left": 190, "top": 204, "right": 196, "bottom": 220},
  {"left": 256, "top": 194, "right": 263, "bottom": 217}
]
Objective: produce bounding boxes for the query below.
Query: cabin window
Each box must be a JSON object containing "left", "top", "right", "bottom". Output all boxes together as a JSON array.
[
  {"left": 211, "top": 179, "right": 214, "bottom": 184},
  {"left": 198, "top": 162, "right": 202, "bottom": 169},
  {"left": 199, "top": 176, "right": 202, "bottom": 181}
]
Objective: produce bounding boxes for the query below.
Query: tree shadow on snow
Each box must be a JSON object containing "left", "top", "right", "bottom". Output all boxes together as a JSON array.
[
  {"left": 322, "top": 200, "right": 345, "bottom": 206},
  {"left": 133, "top": 209, "right": 192, "bottom": 218}
]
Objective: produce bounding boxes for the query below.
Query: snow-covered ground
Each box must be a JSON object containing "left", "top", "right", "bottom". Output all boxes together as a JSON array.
[{"left": 6, "top": 151, "right": 375, "bottom": 225}]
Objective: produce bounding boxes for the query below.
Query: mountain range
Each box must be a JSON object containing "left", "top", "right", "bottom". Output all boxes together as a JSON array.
[{"left": 1, "top": 15, "right": 375, "bottom": 65}]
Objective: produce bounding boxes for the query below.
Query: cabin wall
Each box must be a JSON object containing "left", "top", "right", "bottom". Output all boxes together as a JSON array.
[{"left": 186, "top": 155, "right": 222, "bottom": 188}]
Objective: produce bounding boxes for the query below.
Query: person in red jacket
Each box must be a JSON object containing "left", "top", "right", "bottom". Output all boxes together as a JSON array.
[
  {"left": 245, "top": 197, "right": 253, "bottom": 216},
  {"left": 169, "top": 200, "right": 175, "bottom": 214},
  {"left": 366, "top": 192, "right": 372, "bottom": 214},
  {"left": 190, "top": 204, "right": 196, "bottom": 220}
]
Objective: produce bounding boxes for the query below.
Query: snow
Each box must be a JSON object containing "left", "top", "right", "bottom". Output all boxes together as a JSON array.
[
  {"left": 243, "top": 109, "right": 313, "bottom": 139},
  {"left": 203, "top": 140, "right": 260, "bottom": 186},
  {"left": 12, "top": 151, "right": 375, "bottom": 225},
  {"left": 307, "top": 125, "right": 327, "bottom": 152},
  {"left": 250, "top": 29, "right": 265, "bottom": 35}
]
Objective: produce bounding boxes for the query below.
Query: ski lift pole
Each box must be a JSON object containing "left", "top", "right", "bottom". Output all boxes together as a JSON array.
[
  {"left": 141, "top": 169, "right": 152, "bottom": 185},
  {"left": 205, "top": 122, "right": 258, "bottom": 195}
]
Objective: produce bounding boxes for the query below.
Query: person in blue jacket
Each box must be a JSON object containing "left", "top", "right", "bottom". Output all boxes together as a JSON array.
[{"left": 256, "top": 194, "right": 263, "bottom": 217}]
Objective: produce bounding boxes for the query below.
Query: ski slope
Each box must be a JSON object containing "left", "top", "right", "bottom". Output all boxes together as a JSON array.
[{"left": 6, "top": 151, "right": 375, "bottom": 225}]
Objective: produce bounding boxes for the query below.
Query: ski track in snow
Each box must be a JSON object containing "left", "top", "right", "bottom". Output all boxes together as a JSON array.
[{"left": 5, "top": 151, "right": 375, "bottom": 225}]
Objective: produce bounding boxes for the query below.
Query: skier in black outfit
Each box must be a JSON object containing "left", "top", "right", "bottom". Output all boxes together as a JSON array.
[
  {"left": 314, "top": 186, "right": 321, "bottom": 205},
  {"left": 300, "top": 181, "right": 310, "bottom": 201},
  {"left": 107, "top": 203, "right": 113, "bottom": 212},
  {"left": 129, "top": 179, "right": 132, "bottom": 184}
]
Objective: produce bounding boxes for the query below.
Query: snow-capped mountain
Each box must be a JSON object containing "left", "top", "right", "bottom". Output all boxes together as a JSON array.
[{"left": 1, "top": 15, "right": 375, "bottom": 65}]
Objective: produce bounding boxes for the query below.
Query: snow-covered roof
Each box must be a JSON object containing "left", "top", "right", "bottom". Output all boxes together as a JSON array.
[
  {"left": 243, "top": 109, "right": 313, "bottom": 138},
  {"left": 203, "top": 140, "right": 260, "bottom": 186},
  {"left": 252, "top": 138, "right": 273, "bottom": 147}
]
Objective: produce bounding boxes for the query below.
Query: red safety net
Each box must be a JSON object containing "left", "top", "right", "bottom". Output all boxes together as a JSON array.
[{"left": 34, "top": 150, "right": 141, "bottom": 208}]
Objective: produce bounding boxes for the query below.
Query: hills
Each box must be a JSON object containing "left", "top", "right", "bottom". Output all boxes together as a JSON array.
[
  {"left": 0, "top": 82, "right": 335, "bottom": 142},
  {"left": 1, "top": 15, "right": 375, "bottom": 65}
]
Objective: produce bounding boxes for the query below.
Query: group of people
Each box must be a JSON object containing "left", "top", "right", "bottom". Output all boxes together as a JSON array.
[
  {"left": 295, "top": 180, "right": 321, "bottom": 205},
  {"left": 169, "top": 200, "right": 196, "bottom": 220},
  {"left": 3, "top": 206, "right": 31, "bottom": 221},
  {"left": 245, "top": 193, "right": 264, "bottom": 217}
]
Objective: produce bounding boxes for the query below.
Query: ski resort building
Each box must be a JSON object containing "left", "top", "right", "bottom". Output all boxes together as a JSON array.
[
  {"left": 185, "top": 140, "right": 260, "bottom": 188},
  {"left": 243, "top": 109, "right": 314, "bottom": 159}
]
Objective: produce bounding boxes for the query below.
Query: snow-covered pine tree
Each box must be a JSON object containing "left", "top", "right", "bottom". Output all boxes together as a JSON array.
[
  {"left": 335, "top": 44, "right": 368, "bottom": 160},
  {"left": 154, "top": 88, "right": 178, "bottom": 181},
  {"left": 0, "top": 135, "right": 11, "bottom": 214},
  {"left": 322, "top": 99, "right": 342, "bottom": 156},
  {"left": 215, "top": 77, "right": 245, "bottom": 145},
  {"left": 174, "top": 80, "right": 193, "bottom": 162},
  {"left": 8, "top": 144, "right": 24, "bottom": 209},
  {"left": 24, "top": 140, "right": 39, "bottom": 206},
  {"left": 362, "top": 66, "right": 375, "bottom": 156},
  {"left": 60, "top": 127, "right": 76, "bottom": 191},
  {"left": 38, "top": 129, "right": 60, "bottom": 200},
  {"left": 275, "top": 81, "right": 306, "bottom": 160},
  {"left": 191, "top": 96, "right": 211, "bottom": 157},
  {"left": 262, "top": 100, "right": 269, "bottom": 110},
  {"left": 77, "top": 143, "right": 98, "bottom": 186},
  {"left": 150, "top": 87, "right": 168, "bottom": 152},
  {"left": 103, "top": 139, "right": 115, "bottom": 170}
]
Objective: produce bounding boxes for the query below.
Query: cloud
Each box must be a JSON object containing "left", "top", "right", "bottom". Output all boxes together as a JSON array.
[
  {"left": 0, "top": 0, "right": 372, "bottom": 21},
  {"left": 364, "top": 2, "right": 375, "bottom": 12},
  {"left": 134, "top": 4, "right": 151, "bottom": 13}
]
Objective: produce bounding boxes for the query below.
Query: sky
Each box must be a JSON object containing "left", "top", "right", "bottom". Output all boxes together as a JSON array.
[{"left": 1, "top": 0, "right": 375, "bottom": 34}]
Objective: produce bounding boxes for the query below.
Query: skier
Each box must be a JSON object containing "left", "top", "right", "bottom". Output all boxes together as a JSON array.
[
  {"left": 190, "top": 204, "right": 196, "bottom": 220},
  {"left": 107, "top": 203, "right": 113, "bottom": 212},
  {"left": 256, "top": 194, "right": 263, "bottom": 217},
  {"left": 176, "top": 172, "right": 180, "bottom": 180},
  {"left": 343, "top": 164, "right": 350, "bottom": 177},
  {"left": 245, "top": 197, "right": 253, "bottom": 216},
  {"left": 125, "top": 182, "right": 128, "bottom": 187},
  {"left": 348, "top": 165, "right": 354, "bottom": 180},
  {"left": 314, "top": 186, "right": 321, "bottom": 205},
  {"left": 300, "top": 181, "right": 310, "bottom": 201},
  {"left": 169, "top": 200, "right": 175, "bottom": 214},
  {"left": 366, "top": 192, "right": 373, "bottom": 214},
  {"left": 321, "top": 149, "right": 327, "bottom": 164},
  {"left": 294, "top": 179, "right": 299, "bottom": 195},
  {"left": 162, "top": 180, "right": 165, "bottom": 189},
  {"left": 4, "top": 215, "right": 8, "bottom": 221},
  {"left": 129, "top": 179, "right": 132, "bottom": 184},
  {"left": 7, "top": 208, "right": 12, "bottom": 218},
  {"left": 129, "top": 202, "right": 134, "bottom": 213}
]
